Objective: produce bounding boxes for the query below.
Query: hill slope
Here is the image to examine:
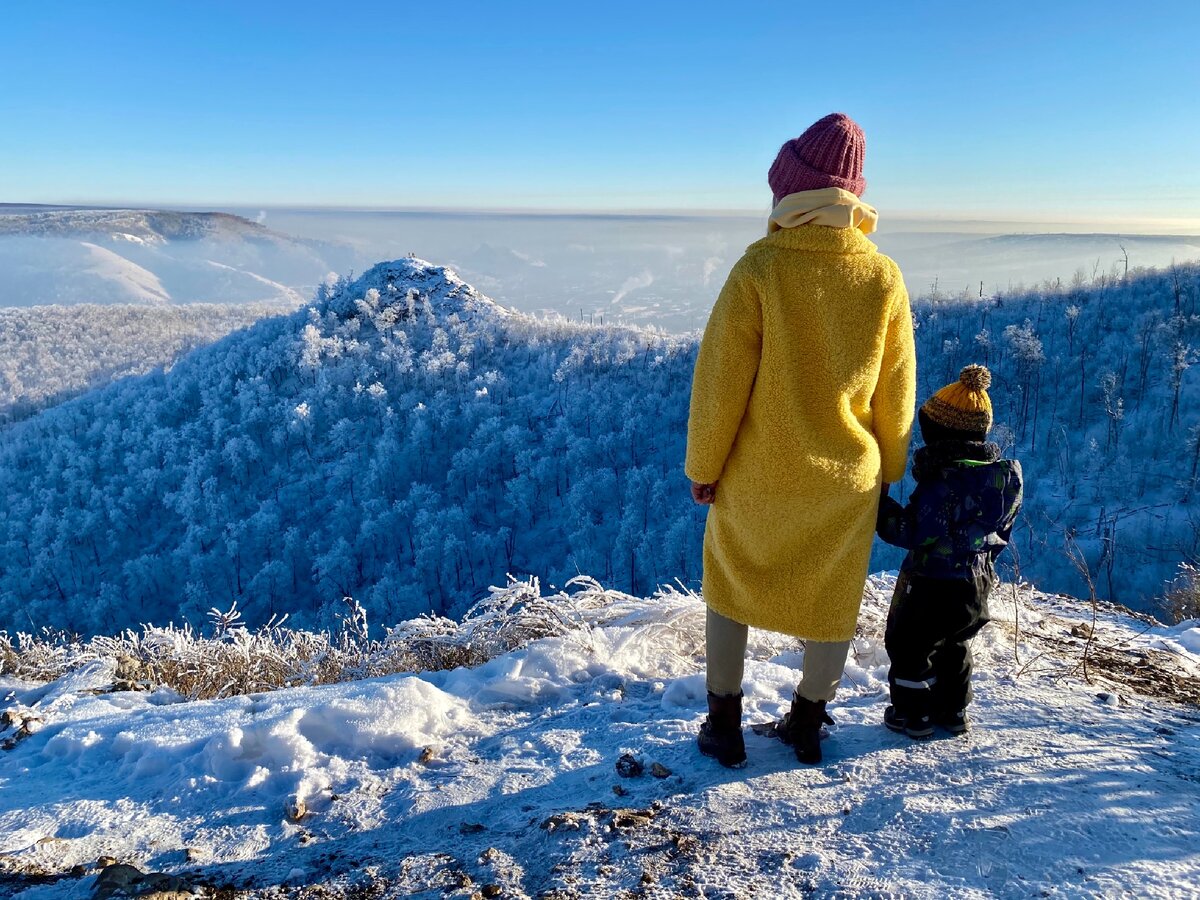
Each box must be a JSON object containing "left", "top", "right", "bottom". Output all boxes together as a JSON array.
[{"left": 0, "top": 575, "right": 1197, "bottom": 897}]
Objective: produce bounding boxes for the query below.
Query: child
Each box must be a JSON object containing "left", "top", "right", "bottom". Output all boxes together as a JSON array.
[{"left": 876, "top": 364, "right": 1023, "bottom": 738}]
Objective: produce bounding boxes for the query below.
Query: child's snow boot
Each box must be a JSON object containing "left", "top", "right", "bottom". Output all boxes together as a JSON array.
[
  {"left": 698, "top": 691, "right": 747, "bottom": 768},
  {"left": 779, "top": 693, "right": 834, "bottom": 764},
  {"left": 935, "top": 708, "right": 971, "bottom": 734},
  {"left": 884, "top": 705, "right": 934, "bottom": 739}
]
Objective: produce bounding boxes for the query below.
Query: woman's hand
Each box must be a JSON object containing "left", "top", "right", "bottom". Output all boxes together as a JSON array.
[{"left": 691, "top": 481, "right": 718, "bottom": 504}]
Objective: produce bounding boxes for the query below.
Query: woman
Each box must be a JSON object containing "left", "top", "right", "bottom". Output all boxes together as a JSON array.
[{"left": 685, "top": 112, "right": 916, "bottom": 766}]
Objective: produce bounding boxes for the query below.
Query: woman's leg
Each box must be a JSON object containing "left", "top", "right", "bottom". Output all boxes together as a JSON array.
[
  {"left": 705, "top": 606, "right": 749, "bottom": 696},
  {"left": 796, "top": 639, "right": 852, "bottom": 702}
]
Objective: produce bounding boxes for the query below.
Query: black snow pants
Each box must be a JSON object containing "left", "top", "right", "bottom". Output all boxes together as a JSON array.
[{"left": 884, "top": 568, "right": 993, "bottom": 719}]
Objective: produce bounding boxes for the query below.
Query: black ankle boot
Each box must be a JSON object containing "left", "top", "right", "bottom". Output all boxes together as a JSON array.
[
  {"left": 698, "top": 691, "right": 747, "bottom": 768},
  {"left": 779, "top": 693, "right": 835, "bottom": 764}
]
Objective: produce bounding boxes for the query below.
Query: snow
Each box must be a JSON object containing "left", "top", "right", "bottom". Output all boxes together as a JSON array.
[
  {"left": 1, "top": 576, "right": 1197, "bottom": 898},
  {"left": 1155, "top": 620, "right": 1200, "bottom": 657},
  {"left": 77, "top": 242, "right": 171, "bottom": 304}
]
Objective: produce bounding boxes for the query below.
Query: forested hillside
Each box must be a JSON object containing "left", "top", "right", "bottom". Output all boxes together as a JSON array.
[
  {"left": 0, "top": 260, "right": 699, "bottom": 634},
  {"left": 900, "top": 261, "right": 1200, "bottom": 606},
  {"left": 0, "top": 302, "right": 293, "bottom": 423},
  {"left": 0, "top": 257, "right": 1195, "bottom": 636}
]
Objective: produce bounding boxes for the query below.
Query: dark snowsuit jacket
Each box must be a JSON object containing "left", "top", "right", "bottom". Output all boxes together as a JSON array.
[
  {"left": 877, "top": 439, "right": 1023, "bottom": 716},
  {"left": 876, "top": 439, "right": 1024, "bottom": 582}
]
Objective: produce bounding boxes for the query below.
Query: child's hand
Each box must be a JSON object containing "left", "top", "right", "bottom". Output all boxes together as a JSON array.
[{"left": 691, "top": 481, "right": 718, "bottom": 505}]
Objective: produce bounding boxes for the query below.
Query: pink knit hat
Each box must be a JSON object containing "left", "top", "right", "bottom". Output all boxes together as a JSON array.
[{"left": 768, "top": 113, "right": 866, "bottom": 204}]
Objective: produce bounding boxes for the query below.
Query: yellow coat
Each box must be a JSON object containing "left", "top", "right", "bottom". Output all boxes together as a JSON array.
[{"left": 685, "top": 224, "right": 916, "bottom": 641}]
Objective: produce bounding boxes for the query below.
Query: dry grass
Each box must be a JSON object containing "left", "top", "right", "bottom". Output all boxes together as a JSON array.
[
  {"left": 990, "top": 582, "right": 1200, "bottom": 706},
  {"left": 0, "top": 576, "right": 633, "bottom": 701}
]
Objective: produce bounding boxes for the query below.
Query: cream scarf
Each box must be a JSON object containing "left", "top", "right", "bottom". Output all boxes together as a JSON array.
[{"left": 767, "top": 187, "right": 878, "bottom": 235}]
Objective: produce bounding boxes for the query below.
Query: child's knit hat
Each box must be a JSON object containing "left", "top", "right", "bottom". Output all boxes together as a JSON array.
[
  {"left": 921, "top": 365, "right": 994, "bottom": 437},
  {"left": 768, "top": 113, "right": 866, "bottom": 205}
]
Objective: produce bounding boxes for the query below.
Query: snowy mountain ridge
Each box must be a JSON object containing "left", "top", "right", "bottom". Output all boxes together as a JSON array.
[
  {"left": 0, "top": 208, "right": 287, "bottom": 244},
  {"left": 0, "top": 207, "right": 353, "bottom": 308},
  {"left": 1, "top": 574, "right": 1197, "bottom": 898}
]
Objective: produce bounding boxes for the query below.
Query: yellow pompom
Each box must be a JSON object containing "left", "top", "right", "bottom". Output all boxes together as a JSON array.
[
  {"left": 959, "top": 364, "right": 991, "bottom": 393},
  {"left": 922, "top": 362, "right": 994, "bottom": 434}
]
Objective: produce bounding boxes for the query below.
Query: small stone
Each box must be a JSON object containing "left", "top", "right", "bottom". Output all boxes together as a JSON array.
[
  {"left": 612, "top": 809, "right": 655, "bottom": 829},
  {"left": 612, "top": 784, "right": 628, "bottom": 797},
  {"left": 615, "top": 754, "right": 643, "bottom": 778},
  {"left": 70, "top": 864, "right": 86, "bottom": 877},
  {"left": 540, "top": 812, "right": 582, "bottom": 832},
  {"left": 459, "top": 822, "right": 486, "bottom": 835},
  {"left": 419, "top": 746, "right": 435, "bottom": 764},
  {"left": 286, "top": 796, "right": 307, "bottom": 822},
  {"left": 97, "top": 856, "right": 119, "bottom": 868},
  {"left": 641, "top": 870, "right": 655, "bottom": 884},
  {"left": 672, "top": 833, "right": 699, "bottom": 855},
  {"left": 481, "top": 884, "right": 503, "bottom": 898},
  {"left": 649, "top": 762, "right": 672, "bottom": 779},
  {"left": 185, "top": 847, "right": 204, "bottom": 862},
  {"left": 139, "top": 871, "right": 196, "bottom": 896},
  {"left": 93, "top": 863, "right": 145, "bottom": 899}
]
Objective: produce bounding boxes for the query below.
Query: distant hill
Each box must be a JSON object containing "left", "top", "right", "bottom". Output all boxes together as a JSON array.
[
  {"left": 0, "top": 207, "right": 277, "bottom": 242},
  {"left": 0, "top": 207, "right": 356, "bottom": 306},
  {"left": 874, "top": 230, "right": 1200, "bottom": 299}
]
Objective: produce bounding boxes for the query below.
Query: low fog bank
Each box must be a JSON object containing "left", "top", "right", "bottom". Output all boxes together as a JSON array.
[
  {"left": 228, "top": 208, "right": 1200, "bottom": 330},
  {"left": 4, "top": 205, "right": 1198, "bottom": 329}
]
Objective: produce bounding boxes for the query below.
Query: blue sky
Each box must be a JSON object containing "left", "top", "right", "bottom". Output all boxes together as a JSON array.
[{"left": 2, "top": 0, "right": 1198, "bottom": 223}]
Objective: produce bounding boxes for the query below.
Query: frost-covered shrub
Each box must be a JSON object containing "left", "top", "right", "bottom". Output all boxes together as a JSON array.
[
  {"left": 0, "top": 576, "right": 644, "bottom": 698},
  {"left": 1162, "top": 563, "right": 1200, "bottom": 624}
]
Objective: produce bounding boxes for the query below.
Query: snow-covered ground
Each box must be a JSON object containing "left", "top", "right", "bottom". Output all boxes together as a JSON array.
[{"left": 1, "top": 575, "right": 1198, "bottom": 898}]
